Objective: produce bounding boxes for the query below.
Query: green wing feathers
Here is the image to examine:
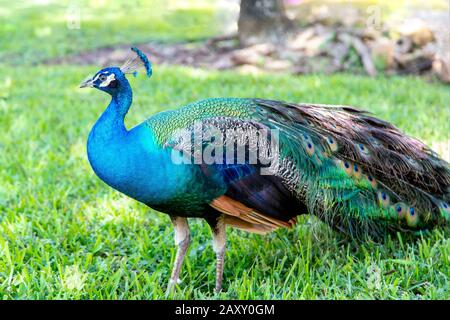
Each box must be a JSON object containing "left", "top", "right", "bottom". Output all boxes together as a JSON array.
[{"left": 148, "top": 98, "right": 253, "bottom": 145}]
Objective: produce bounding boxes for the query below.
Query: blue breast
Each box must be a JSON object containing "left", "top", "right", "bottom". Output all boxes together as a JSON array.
[{"left": 87, "top": 116, "right": 194, "bottom": 207}]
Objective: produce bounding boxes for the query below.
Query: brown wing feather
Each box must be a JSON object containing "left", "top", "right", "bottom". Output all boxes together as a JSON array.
[{"left": 210, "top": 195, "right": 295, "bottom": 234}]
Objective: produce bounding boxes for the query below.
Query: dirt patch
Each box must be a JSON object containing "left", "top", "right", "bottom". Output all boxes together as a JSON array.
[
  {"left": 46, "top": 9, "right": 449, "bottom": 83},
  {"left": 46, "top": 40, "right": 239, "bottom": 71}
]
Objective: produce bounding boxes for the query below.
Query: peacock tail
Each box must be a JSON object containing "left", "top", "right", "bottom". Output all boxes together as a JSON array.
[{"left": 146, "top": 98, "right": 450, "bottom": 239}]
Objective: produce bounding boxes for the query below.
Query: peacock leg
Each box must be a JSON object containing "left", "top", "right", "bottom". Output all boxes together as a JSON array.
[
  {"left": 210, "top": 215, "right": 226, "bottom": 293},
  {"left": 167, "top": 216, "right": 190, "bottom": 294}
]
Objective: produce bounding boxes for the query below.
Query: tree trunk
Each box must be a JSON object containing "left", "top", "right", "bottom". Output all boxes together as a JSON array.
[{"left": 238, "top": 0, "right": 293, "bottom": 46}]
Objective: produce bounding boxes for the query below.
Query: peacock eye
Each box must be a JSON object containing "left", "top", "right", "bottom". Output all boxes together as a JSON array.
[
  {"left": 377, "top": 190, "right": 390, "bottom": 208},
  {"left": 393, "top": 202, "right": 406, "bottom": 219},
  {"left": 99, "top": 74, "right": 107, "bottom": 81}
]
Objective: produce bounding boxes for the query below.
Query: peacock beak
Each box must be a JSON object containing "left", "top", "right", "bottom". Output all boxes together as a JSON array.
[{"left": 79, "top": 77, "right": 94, "bottom": 88}]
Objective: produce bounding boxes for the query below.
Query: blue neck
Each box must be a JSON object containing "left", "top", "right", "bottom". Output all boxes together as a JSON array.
[
  {"left": 94, "top": 83, "right": 132, "bottom": 139},
  {"left": 87, "top": 83, "right": 133, "bottom": 189}
]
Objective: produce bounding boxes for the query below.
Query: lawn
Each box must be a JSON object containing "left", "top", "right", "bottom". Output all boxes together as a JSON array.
[{"left": 0, "top": 64, "right": 449, "bottom": 299}]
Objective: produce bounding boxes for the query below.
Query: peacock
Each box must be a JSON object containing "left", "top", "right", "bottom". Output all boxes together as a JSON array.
[{"left": 80, "top": 47, "right": 450, "bottom": 293}]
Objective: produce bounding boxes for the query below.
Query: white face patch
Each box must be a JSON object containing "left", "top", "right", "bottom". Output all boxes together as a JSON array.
[{"left": 98, "top": 73, "right": 116, "bottom": 88}]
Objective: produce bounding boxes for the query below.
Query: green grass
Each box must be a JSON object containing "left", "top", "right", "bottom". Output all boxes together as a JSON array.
[
  {"left": 0, "top": 65, "right": 449, "bottom": 299},
  {"left": 0, "top": 0, "right": 220, "bottom": 64}
]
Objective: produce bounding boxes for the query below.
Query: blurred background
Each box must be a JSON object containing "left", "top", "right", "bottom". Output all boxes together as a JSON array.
[
  {"left": 1, "top": 0, "right": 449, "bottom": 80},
  {"left": 0, "top": 0, "right": 449, "bottom": 299}
]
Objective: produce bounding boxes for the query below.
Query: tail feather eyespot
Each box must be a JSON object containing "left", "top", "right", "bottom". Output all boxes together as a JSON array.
[
  {"left": 326, "top": 136, "right": 338, "bottom": 152},
  {"left": 378, "top": 191, "right": 390, "bottom": 208},
  {"left": 365, "top": 174, "right": 377, "bottom": 188},
  {"left": 406, "top": 206, "right": 419, "bottom": 227},
  {"left": 301, "top": 134, "right": 315, "bottom": 156},
  {"left": 342, "top": 160, "right": 353, "bottom": 175},
  {"left": 352, "top": 163, "right": 362, "bottom": 179},
  {"left": 305, "top": 141, "right": 315, "bottom": 156},
  {"left": 393, "top": 202, "right": 407, "bottom": 219},
  {"left": 357, "top": 143, "right": 370, "bottom": 157}
]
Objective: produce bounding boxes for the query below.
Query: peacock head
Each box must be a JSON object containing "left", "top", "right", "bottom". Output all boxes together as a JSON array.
[{"left": 79, "top": 47, "right": 152, "bottom": 96}]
